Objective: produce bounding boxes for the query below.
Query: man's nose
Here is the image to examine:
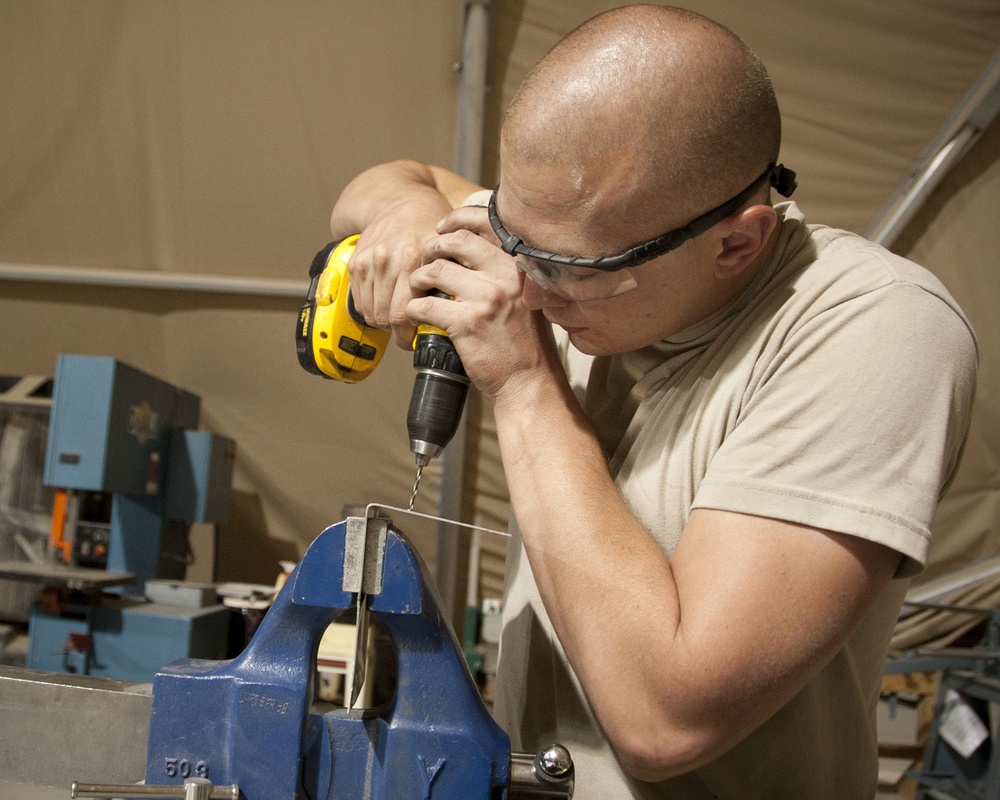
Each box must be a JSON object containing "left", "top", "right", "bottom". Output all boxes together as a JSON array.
[{"left": 521, "top": 274, "right": 571, "bottom": 310}]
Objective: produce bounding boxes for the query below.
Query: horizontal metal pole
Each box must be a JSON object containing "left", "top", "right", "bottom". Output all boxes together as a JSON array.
[{"left": 0, "top": 262, "right": 307, "bottom": 298}]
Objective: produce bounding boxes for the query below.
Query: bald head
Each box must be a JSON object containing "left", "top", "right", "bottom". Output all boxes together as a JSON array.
[{"left": 502, "top": 5, "right": 781, "bottom": 225}]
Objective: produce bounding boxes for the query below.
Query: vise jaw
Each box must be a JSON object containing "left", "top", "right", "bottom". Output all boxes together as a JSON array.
[{"left": 135, "top": 517, "right": 573, "bottom": 800}]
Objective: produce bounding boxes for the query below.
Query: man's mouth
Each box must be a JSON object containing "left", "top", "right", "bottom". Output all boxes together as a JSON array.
[
  {"left": 543, "top": 310, "right": 580, "bottom": 330},
  {"left": 548, "top": 318, "right": 585, "bottom": 335}
]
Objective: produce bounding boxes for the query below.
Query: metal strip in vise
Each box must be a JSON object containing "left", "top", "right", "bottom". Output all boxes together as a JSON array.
[
  {"left": 342, "top": 515, "right": 389, "bottom": 595},
  {"left": 342, "top": 516, "right": 389, "bottom": 708}
]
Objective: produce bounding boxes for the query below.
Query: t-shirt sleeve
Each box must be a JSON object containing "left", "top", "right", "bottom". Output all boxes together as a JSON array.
[
  {"left": 461, "top": 188, "right": 493, "bottom": 208},
  {"left": 693, "top": 280, "right": 977, "bottom": 577}
]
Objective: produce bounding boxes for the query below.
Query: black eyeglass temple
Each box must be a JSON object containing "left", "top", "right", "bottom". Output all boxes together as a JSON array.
[
  {"left": 772, "top": 164, "right": 797, "bottom": 198},
  {"left": 489, "top": 161, "right": 798, "bottom": 269}
]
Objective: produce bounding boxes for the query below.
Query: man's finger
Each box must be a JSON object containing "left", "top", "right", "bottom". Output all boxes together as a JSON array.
[{"left": 436, "top": 206, "right": 497, "bottom": 244}]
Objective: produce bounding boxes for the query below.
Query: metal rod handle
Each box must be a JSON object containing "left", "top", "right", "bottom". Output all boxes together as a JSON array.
[
  {"left": 71, "top": 778, "right": 239, "bottom": 800},
  {"left": 509, "top": 744, "right": 575, "bottom": 798}
]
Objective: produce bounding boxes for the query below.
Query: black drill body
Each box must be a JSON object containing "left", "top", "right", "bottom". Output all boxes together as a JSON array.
[{"left": 408, "top": 330, "right": 469, "bottom": 467}]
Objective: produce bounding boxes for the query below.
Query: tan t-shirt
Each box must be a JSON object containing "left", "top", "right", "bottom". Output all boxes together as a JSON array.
[{"left": 493, "top": 202, "right": 977, "bottom": 799}]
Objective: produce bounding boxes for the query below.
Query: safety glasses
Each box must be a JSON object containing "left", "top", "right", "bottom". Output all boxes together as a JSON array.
[{"left": 487, "top": 163, "right": 797, "bottom": 301}]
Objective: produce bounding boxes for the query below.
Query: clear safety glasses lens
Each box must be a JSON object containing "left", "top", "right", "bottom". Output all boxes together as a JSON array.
[{"left": 515, "top": 256, "right": 639, "bottom": 301}]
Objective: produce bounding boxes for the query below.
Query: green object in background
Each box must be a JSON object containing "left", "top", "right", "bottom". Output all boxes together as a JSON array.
[{"left": 462, "top": 604, "right": 482, "bottom": 674}]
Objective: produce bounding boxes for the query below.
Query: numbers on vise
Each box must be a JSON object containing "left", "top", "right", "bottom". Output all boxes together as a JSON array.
[{"left": 164, "top": 758, "right": 209, "bottom": 779}]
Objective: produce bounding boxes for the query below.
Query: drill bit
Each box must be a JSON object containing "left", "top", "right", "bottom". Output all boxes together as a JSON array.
[{"left": 408, "top": 463, "right": 424, "bottom": 511}]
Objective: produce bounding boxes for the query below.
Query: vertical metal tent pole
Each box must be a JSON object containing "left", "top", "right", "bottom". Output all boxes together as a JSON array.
[
  {"left": 453, "top": 0, "right": 491, "bottom": 184},
  {"left": 432, "top": 0, "right": 492, "bottom": 620}
]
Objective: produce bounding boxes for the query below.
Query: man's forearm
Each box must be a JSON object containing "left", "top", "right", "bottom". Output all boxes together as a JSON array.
[
  {"left": 490, "top": 369, "right": 691, "bottom": 774},
  {"left": 330, "top": 160, "right": 480, "bottom": 238}
]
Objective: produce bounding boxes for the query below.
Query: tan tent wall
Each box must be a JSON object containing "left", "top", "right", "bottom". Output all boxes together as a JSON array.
[
  {"left": 1, "top": 1, "right": 471, "bottom": 588},
  {"left": 2, "top": 2, "right": 999, "bottom": 633}
]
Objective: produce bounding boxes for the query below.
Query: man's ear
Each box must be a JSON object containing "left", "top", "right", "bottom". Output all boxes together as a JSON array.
[{"left": 714, "top": 206, "right": 778, "bottom": 279}]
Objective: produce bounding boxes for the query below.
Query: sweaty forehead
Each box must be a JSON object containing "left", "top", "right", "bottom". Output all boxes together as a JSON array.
[
  {"left": 496, "top": 161, "right": 684, "bottom": 261},
  {"left": 494, "top": 169, "right": 595, "bottom": 256}
]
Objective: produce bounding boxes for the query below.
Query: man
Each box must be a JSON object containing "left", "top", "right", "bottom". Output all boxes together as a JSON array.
[{"left": 330, "top": 5, "right": 977, "bottom": 798}]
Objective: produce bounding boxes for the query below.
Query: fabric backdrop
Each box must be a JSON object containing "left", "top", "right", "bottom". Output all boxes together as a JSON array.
[{"left": 1, "top": 1, "right": 998, "bottom": 634}]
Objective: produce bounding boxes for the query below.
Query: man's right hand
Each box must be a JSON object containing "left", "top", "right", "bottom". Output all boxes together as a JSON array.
[
  {"left": 347, "top": 195, "right": 451, "bottom": 350},
  {"left": 329, "top": 160, "right": 484, "bottom": 350}
]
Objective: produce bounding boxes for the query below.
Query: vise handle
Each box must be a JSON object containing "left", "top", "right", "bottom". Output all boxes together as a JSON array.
[
  {"left": 71, "top": 777, "right": 238, "bottom": 800},
  {"left": 510, "top": 744, "right": 575, "bottom": 798}
]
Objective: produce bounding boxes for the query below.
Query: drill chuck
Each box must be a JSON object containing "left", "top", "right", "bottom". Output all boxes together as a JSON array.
[{"left": 407, "top": 332, "right": 470, "bottom": 466}]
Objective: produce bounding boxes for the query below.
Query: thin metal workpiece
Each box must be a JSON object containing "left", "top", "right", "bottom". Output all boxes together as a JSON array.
[{"left": 365, "top": 503, "right": 510, "bottom": 539}]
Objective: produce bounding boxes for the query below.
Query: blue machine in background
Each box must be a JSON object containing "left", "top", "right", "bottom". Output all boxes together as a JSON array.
[
  {"left": 43, "top": 355, "right": 234, "bottom": 588},
  {"left": 25, "top": 354, "right": 236, "bottom": 681}
]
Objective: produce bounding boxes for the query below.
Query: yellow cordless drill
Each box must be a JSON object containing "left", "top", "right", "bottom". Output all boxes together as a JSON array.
[{"left": 296, "top": 237, "right": 469, "bottom": 505}]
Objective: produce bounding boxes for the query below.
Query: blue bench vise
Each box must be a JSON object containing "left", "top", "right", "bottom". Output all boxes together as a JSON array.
[{"left": 71, "top": 515, "right": 574, "bottom": 800}]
